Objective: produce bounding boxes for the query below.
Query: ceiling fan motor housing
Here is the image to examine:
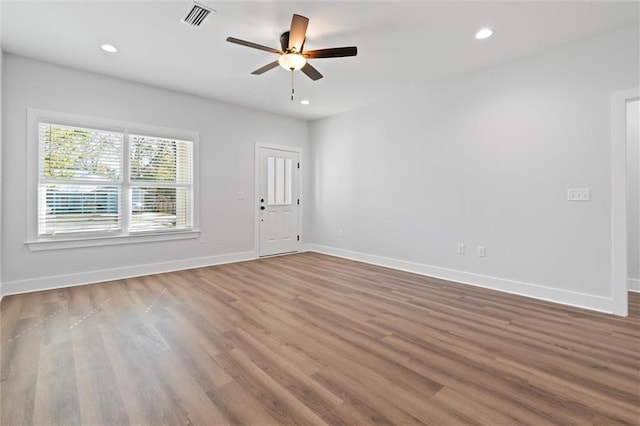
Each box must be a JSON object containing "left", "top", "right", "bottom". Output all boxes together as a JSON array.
[{"left": 280, "top": 31, "right": 305, "bottom": 53}]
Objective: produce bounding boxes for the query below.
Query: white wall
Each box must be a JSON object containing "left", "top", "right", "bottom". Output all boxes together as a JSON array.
[
  {"left": 308, "top": 26, "right": 639, "bottom": 313},
  {"left": 1, "top": 54, "right": 309, "bottom": 294},
  {"left": 628, "top": 100, "right": 640, "bottom": 291}
]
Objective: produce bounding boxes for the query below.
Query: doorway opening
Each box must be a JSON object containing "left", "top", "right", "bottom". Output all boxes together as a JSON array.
[{"left": 612, "top": 88, "right": 639, "bottom": 316}]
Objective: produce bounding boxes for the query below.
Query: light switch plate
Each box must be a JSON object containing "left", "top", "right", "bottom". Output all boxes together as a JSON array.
[{"left": 567, "top": 188, "right": 590, "bottom": 201}]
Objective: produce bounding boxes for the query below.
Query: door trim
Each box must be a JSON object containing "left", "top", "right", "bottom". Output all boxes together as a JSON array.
[
  {"left": 254, "top": 142, "right": 303, "bottom": 257},
  {"left": 611, "top": 88, "right": 639, "bottom": 316}
]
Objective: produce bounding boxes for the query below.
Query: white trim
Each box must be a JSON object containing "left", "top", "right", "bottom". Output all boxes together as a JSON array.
[
  {"left": 628, "top": 278, "right": 640, "bottom": 293},
  {"left": 611, "top": 89, "right": 639, "bottom": 316},
  {"left": 26, "top": 230, "right": 200, "bottom": 251},
  {"left": 1, "top": 250, "right": 256, "bottom": 297},
  {"left": 254, "top": 142, "right": 303, "bottom": 257},
  {"left": 300, "top": 243, "right": 315, "bottom": 253},
  {"left": 0, "top": 154, "right": 2, "bottom": 296},
  {"left": 305, "top": 244, "right": 614, "bottom": 314},
  {"left": 0, "top": 50, "right": 3, "bottom": 305}
]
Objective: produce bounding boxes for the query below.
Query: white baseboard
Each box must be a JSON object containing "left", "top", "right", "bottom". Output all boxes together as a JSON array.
[
  {"left": 1, "top": 251, "right": 256, "bottom": 297},
  {"left": 629, "top": 278, "right": 640, "bottom": 293},
  {"left": 2, "top": 246, "right": 621, "bottom": 315},
  {"left": 304, "top": 244, "right": 614, "bottom": 314}
]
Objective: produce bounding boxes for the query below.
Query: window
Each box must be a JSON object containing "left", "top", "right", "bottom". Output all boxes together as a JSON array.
[
  {"left": 39, "top": 123, "right": 123, "bottom": 235},
  {"left": 28, "top": 110, "right": 198, "bottom": 249},
  {"left": 128, "top": 134, "right": 192, "bottom": 232}
]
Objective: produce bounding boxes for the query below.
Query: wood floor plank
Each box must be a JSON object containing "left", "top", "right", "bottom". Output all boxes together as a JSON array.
[
  {"left": 152, "top": 350, "right": 231, "bottom": 425},
  {"left": 228, "top": 328, "right": 344, "bottom": 408},
  {"left": 99, "top": 317, "right": 190, "bottom": 425},
  {"left": 71, "top": 323, "right": 130, "bottom": 425},
  {"left": 433, "top": 387, "right": 524, "bottom": 425},
  {"left": 214, "top": 350, "right": 327, "bottom": 426},
  {"left": 1, "top": 318, "right": 44, "bottom": 425},
  {"left": 2, "top": 252, "right": 639, "bottom": 425},
  {"left": 209, "top": 381, "right": 282, "bottom": 426}
]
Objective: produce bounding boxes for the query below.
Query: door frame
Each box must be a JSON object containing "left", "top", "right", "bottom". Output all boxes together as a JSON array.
[
  {"left": 254, "top": 142, "right": 303, "bottom": 257},
  {"left": 611, "top": 88, "right": 639, "bottom": 316}
]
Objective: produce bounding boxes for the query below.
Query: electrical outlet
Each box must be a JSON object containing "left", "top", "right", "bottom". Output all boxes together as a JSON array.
[
  {"left": 339, "top": 229, "right": 344, "bottom": 239},
  {"left": 567, "top": 188, "right": 590, "bottom": 201},
  {"left": 199, "top": 233, "right": 206, "bottom": 243},
  {"left": 477, "top": 246, "right": 486, "bottom": 257},
  {"left": 457, "top": 243, "right": 465, "bottom": 254}
]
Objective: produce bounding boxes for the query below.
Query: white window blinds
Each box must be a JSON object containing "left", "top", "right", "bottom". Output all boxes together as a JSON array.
[
  {"left": 37, "top": 122, "right": 194, "bottom": 238},
  {"left": 38, "top": 123, "right": 123, "bottom": 235},
  {"left": 129, "top": 135, "right": 193, "bottom": 232}
]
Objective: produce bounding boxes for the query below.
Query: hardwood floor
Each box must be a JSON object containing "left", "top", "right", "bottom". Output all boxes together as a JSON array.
[{"left": 1, "top": 252, "right": 639, "bottom": 425}]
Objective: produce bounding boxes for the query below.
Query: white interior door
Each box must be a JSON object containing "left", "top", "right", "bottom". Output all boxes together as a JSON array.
[{"left": 258, "top": 146, "right": 299, "bottom": 256}]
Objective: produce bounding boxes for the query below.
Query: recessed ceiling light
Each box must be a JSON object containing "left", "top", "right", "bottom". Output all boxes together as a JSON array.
[
  {"left": 100, "top": 44, "right": 118, "bottom": 53},
  {"left": 475, "top": 28, "right": 494, "bottom": 40},
  {"left": 300, "top": 100, "right": 310, "bottom": 105}
]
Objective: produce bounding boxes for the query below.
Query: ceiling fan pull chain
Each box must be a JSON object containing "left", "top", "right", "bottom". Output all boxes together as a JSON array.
[{"left": 291, "top": 69, "right": 295, "bottom": 101}]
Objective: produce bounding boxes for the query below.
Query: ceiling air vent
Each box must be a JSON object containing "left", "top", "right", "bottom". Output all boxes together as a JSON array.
[{"left": 180, "top": 2, "right": 215, "bottom": 27}]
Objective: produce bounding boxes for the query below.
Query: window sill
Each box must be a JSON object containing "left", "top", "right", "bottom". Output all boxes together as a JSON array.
[{"left": 26, "top": 230, "right": 201, "bottom": 251}]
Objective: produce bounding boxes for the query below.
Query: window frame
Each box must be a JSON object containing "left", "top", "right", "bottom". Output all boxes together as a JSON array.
[{"left": 26, "top": 108, "right": 200, "bottom": 251}]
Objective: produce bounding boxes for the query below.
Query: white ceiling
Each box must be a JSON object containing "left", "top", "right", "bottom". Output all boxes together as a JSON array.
[{"left": 1, "top": 1, "right": 638, "bottom": 121}]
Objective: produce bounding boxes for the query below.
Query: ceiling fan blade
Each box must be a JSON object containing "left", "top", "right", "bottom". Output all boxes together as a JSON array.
[
  {"left": 226, "top": 37, "right": 282, "bottom": 55},
  {"left": 301, "top": 63, "right": 323, "bottom": 81},
  {"left": 288, "top": 14, "right": 309, "bottom": 52},
  {"left": 304, "top": 46, "right": 358, "bottom": 59},
  {"left": 251, "top": 60, "right": 280, "bottom": 75}
]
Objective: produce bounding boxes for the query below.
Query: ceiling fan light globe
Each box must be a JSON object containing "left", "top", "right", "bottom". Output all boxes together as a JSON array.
[{"left": 278, "top": 53, "right": 306, "bottom": 71}]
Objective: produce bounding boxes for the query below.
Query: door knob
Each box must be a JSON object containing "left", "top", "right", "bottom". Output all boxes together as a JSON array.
[{"left": 260, "top": 206, "right": 265, "bottom": 210}]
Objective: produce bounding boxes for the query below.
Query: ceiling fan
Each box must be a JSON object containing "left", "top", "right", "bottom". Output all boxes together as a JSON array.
[{"left": 226, "top": 14, "right": 358, "bottom": 82}]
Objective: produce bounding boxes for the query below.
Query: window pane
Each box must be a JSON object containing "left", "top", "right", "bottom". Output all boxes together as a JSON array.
[
  {"left": 266, "top": 156, "right": 292, "bottom": 206},
  {"left": 39, "top": 123, "right": 122, "bottom": 181},
  {"left": 275, "top": 157, "right": 285, "bottom": 204},
  {"left": 267, "top": 156, "right": 275, "bottom": 205},
  {"left": 285, "top": 158, "right": 292, "bottom": 205},
  {"left": 130, "top": 135, "right": 192, "bottom": 184},
  {"left": 130, "top": 187, "right": 189, "bottom": 232},
  {"left": 39, "top": 184, "right": 120, "bottom": 235}
]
